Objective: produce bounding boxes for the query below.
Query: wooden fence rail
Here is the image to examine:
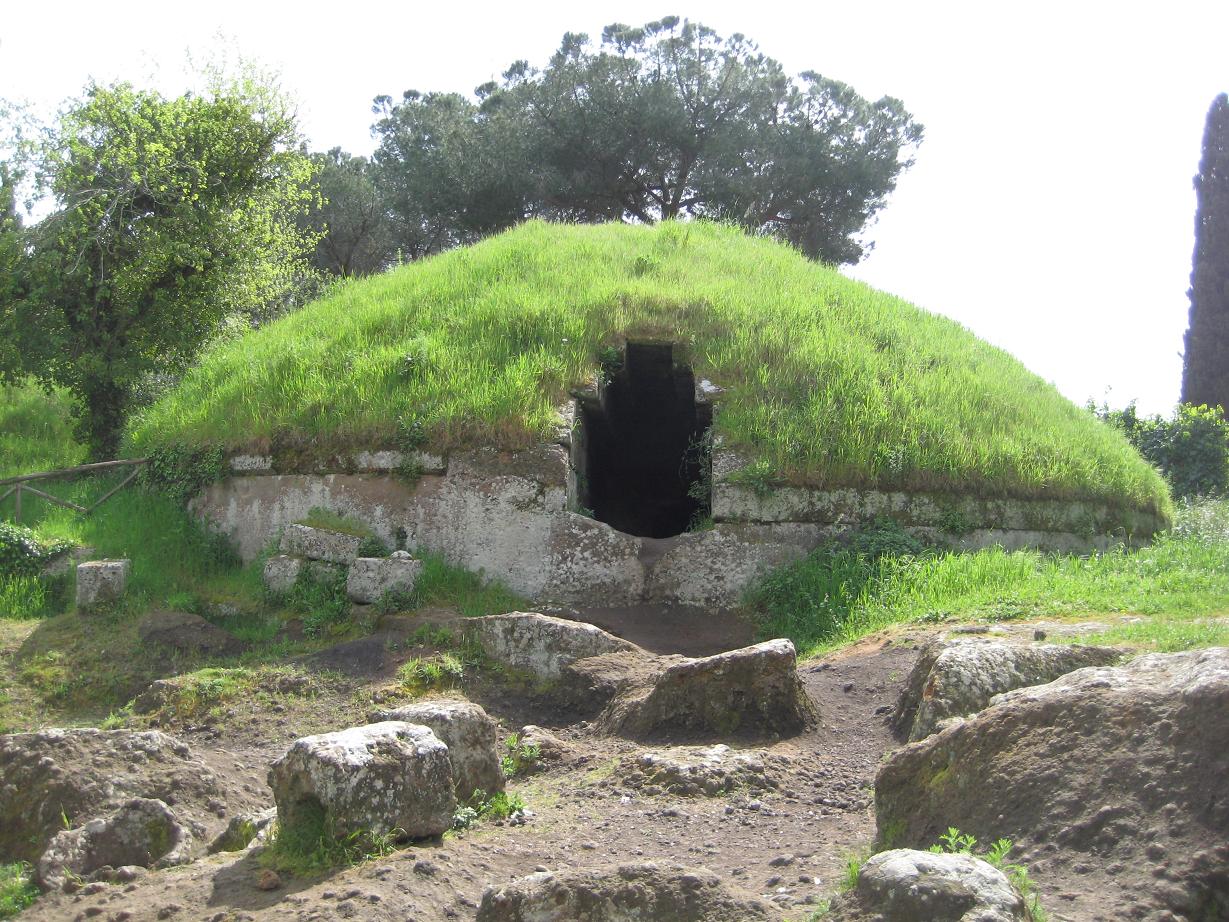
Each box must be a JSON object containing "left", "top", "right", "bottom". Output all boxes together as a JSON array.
[{"left": 0, "top": 458, "right": 146, "bottom": 523}]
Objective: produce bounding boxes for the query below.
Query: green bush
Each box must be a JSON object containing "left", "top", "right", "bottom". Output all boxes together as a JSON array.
[
  {"left": 1096, "top": 402, "right": 1228, "bottom": 498},
  {"left": 0, "top": 521, "right": 71, "bottom": 578}
]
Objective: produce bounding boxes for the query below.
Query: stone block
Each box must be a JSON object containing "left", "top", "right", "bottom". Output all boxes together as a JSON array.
[
  {"left": 262, "top": 554, "right": 303, "bottom": 593},
  {"left": 372, "top": 700, "right": 504, "bottom": 800},
  {"left": 267, "top": 722, "right": 455, "bottom": 842},
  {"left": 279, "top": 524, "right": 362, "bottom": 564},
  {"left": 346, "top": 555, "right": 423, "bottom": 604},
  {"left": 468, "top": 612, "right": 643, "bottom": 682},
  {"left": 76, "top": 559, "right": 130, "bottom": 609}
]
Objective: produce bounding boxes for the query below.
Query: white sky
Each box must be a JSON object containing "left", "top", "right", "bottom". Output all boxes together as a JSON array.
[{"left": 4, "top": 0, "right": 1226, "bottom": 414}]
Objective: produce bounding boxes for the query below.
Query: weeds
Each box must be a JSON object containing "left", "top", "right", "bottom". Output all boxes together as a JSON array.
[
  {"left": 500, "top": 733, "right": 542, "bottom": 778},
  {"left": 452, "top": 790, "right": 526, "bottom": 830},
  {"left": 260, "top": 800, "right": 398, "bottom": 876},
  {"left": 398, "top": 653, "right": 466, "bottom": 694},
  {"left": 0, "top": 862, "right": 38, "bottom": 919},
  {"left": 929, "top": 827, "right": 1047, "bottom": 922}
]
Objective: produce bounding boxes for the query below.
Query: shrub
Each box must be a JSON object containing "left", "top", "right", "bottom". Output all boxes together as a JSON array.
[
  {"left": 1096, "top": 402, "right": 1228, "bottom": 498},
  {"left": 0, "top": 522, "right": 71, "bottom": 578}
]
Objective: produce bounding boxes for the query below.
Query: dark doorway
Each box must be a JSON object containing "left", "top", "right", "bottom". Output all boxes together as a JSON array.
[{"left": 577, "top": 343, "right": 712, "bottom": 538}]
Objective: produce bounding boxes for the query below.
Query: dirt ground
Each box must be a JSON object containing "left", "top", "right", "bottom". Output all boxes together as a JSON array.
[{"left": 18, "top": 612, "right": 918, "bottom": 922}]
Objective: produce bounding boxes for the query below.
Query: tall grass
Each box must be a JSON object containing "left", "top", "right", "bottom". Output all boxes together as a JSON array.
[
  {"left": 127, "top": 220, "right": 1170, "bottom": 515},
  {"left": 751, "top": 498, "right": 1229, "bottom": 656},
  {"left": 0, "top": 381, "right": 84, "bottom": 478}
]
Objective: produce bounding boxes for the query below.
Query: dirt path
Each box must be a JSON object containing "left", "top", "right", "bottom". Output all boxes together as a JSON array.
[{"left": 23, "top": 632, "right": 919, "bottom": 922}]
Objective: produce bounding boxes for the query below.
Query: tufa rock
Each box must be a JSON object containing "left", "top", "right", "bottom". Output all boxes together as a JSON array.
[
  {"left": 36, "top": 797, "right": 195, "bottom": 892},
  {"left": 467, "top": 612, "right": 644, "bottom": 682},
  {"left": 75, "top": 559, "right": 130, "bottom": 609},
  {"left": 346, "top": 555, "right": 423, "bottom": 604},
  {"left": 620, "top": 745, "right": 777, "bottom": 797},
  {"left": 517, "top": 725, "right": 568, "bottom": 765},
  {"left": 262, "top": 554, "right": 303, "bottom": 593},
  {"left": 876, "top": 648, "right": 1229, "bottom": 921},
  {"left": 208, "top": 807, "right": 277, "bottom": 853},
  {"left": 371, "top": 700, "right": 504, "bottom": 800},
  {"left": 136, "top": 610, "right": 246, "bottom": 657},
  {"left": 825, "top": 849, "right": 1028, "bottom": 922},
  {"left": 279, "top": 524, "right": 362, "bottom": 564},
  {"left": 268, "top": 722, "right": 455, "bottom": 842},
  {"left": 597, "top": 639, "right": 815, "bottom": 740},
  {"left": 476, "top": 861, "right": 776, "bottom": 921},
  {"left": 893, "top": 635, "right": 1124, "bottom": 740},
  {"left": 0, "top": 728, "right": 241, "bottom": 865}
]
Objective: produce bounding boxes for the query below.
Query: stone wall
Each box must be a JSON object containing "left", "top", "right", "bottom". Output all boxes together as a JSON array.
[{"left": 191, "top": 445, "right": 1165, "bottom": 610}]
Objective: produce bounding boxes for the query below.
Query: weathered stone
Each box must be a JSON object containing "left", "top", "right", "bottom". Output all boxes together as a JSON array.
[
  {"left": 468, "top": 612, "right": 644, "bottom": 682},
  {"left": 372, "top": 700, "right": 504, "bottom": 800},
  {"left": 476, "top": 862, "right": 776, "bottom": 921},
  {"left": 621, "top": 745, "right": 777, "bottom": 796},
  {"left": 0, "top": 728, "right": 243, "bottom": 865},
  {"left": 346, "top": 555, "right": 423, "bottom": 604},
  {"left": 36, "top": 798, "right": 195, "bottom": 891},
  {"left": 894, "top": 636, "right": 1125, "bottom": 740},
  {"left": 517, "top": 725, "right": 568, "bottom": 765},
  {"left": 41, "top": 545, "right": 95, "bottom": 578},
  {"left": 136, "top": 610, "right": 246, "bottom": 657},
  {"left": 825, "top": 849, "right": 1027, "bottom": 922},
  {"left": 75, "top": 559, "right": 130, "bottom": 609},
  {"left": 876, "top": 648, "right": 1229, "bottom": 921},
  {"left": 208, "top": 807, "right": 277, "bottom": 853},
  {"left": 268, "top": 722, "right": 455, "bottom": 841},
  {"left": 262, "top": 554, "right": 303, "bottom": 593},
  {"left": 279, "top": 524, "right": 362, "bottom": 564},
  {"left": 598, "top": 639, "right": 815, "bottom": 740}
]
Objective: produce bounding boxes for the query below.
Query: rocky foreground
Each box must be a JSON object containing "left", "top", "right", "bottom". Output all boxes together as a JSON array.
[{"left": 1, "top": 613, "right": 1226, "bottom": 921}]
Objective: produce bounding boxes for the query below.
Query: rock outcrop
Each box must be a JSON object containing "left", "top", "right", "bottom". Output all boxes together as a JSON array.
[
  {"left": 893, "top": 634, "right": 1124, "bottom": 740},
  {"left": 0, "top": 728, "right": 237, "bottom": 865},
  {"left": 268, "top": 722, "right": 455, "bottom": 841},
  {"left": 876, "top": 648, "right": 1229, "bottom": 921},
  {"left": 597, "top": 639, "right": 814, "bottom": 740},
  {"left": 36, "top": 798, "right": 195, "bottom": 891},
  {"left": 619, "top": 745, "right": 778, "bottom": 797},
  {"left": 476, "top": 862, "right": 776, "bottom": 921},
  {"left": 372, "top": 700, "right": 504, "bottom": 800},
  {"left": 468, "top": 612, "right": 643, "bottom": 682},
  {"left": 825, "top": 849, "right": 1028, "bottom": 922}
]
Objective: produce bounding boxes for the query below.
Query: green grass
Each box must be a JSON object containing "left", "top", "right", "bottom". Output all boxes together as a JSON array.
[
  {"left": 0, "top": 381, "right": 84, "bottom": 479},
  {"left": 127, "top": 220, "right": 1170, "bottom": 516},
  {"left": 752, "top": 498, "right": 1229, "bottom": 656},
  {"left": 404, "top": 550, "right": 527, "bottom": 617},
  {"left": 0, "top": 862, "right": 38, "bottom": 919},
  {"left": 259, "top": 800, "right": 399, "bottom": 877}
]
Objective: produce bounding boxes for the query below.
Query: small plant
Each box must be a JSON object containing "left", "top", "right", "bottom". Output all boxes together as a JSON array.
[
  {"left": 0, "top": 862, "right": 39, "bottom": 919},
  {"left": 260, "top": 800, "right": 399, "bottom": 876},
  {"left": 398, "top": 652, "right": 465, "bottom": 694},
  {"left": 726, "top": 458, "right": 783, "bottom": 498},
  {"left": 500, "top": 732, "right": 542, "bottom": 778},
  {"left": 929, "top": 827, "right": 1047, "bottom": 922},
  {"left": 452, "top": 790, "right": 526, "bottom": 829},
  {"left": 0, "top": 522, "right": 71, "bottom": 579},
  {"left": 284, "top": 567, "right": 351, "bottom": 638},
  {"left": 356, "top": 535, "right": 390, "bottom": 558},
  {"left": 140, "top": 444, "right": 226, "bottom": 506},
  {"left": 838, "top": 847, "right": 871, "bottom": 892},
  {"left": 394, "top": 416, "right": 427, "bottom": 453}
]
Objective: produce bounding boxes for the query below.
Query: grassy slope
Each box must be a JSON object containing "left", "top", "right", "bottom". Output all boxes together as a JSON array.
[
  {"left": 0, "top": 382, "right": 85, "bottom": 479},
  {"left": 128, "top": 220, "right": 1170, "bottom": 516},
  {"left": 752, "top": 498, "right": 1229, "bottom": 657}
]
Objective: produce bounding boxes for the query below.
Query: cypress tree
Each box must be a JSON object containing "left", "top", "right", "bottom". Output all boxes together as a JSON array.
[{"left": 1182, "top": 93, "right": 1229, "bottom": 409}]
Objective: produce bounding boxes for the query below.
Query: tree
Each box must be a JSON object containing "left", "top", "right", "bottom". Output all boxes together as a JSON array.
[
  {"left": 301, "top": 148, "right": 394, "bottom": 277},
  {"left": 1182, "top": 93, "right": 1229, "bottom": 410},
  {"left": 371, "top": 17, "right": 923, "bottom": 264},
  {"left": 0, "top": 80, "right": 318, "bottom": 459}
]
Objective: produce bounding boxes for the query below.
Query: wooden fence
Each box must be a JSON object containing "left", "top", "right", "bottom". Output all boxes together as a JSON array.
[{"left": 0, "top": 458, "right": 147, "bottom": 523}]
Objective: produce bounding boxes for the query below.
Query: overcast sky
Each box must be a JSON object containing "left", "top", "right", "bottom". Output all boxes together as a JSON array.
[{"left": 4, "top": 1, "right": 1226, "bottom": 414}]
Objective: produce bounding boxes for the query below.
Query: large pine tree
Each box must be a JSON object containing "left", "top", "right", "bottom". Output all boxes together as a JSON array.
[{"left": 1182, "top": 93, "right": 1229, "bottom": 409}]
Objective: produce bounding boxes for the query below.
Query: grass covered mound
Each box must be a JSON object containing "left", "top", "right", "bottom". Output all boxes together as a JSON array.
[{"left": 128, "top": 220, "right": 1169, "bottom": 515}]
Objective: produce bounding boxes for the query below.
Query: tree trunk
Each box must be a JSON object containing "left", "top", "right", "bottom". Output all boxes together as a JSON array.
[{"left": 76, "top": 376, "right": 128, "bottom": 461}]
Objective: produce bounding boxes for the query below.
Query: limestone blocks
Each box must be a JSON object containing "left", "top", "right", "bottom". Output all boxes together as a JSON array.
[
  {"left": 75, "top": 559, "right": 130, "bottom": 610},
  {"left": 267, "top": 721, "right": 455, "bottom": 841},
  {"left": 262, "top": 523, "right": 422, "bottom": 604},
  {"left": 372, "top": 700, "right": 504, "bottom": 800},
  {"left": 346, "top": 553, "right": 422, "bottom": 604}
]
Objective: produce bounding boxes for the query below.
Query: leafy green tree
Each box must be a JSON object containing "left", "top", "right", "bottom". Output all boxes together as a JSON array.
[
  {"left": 371, "top": 17, "right": 923, "bottom": 264},
  {"left": 1182, "top": 93, "right": 1229, "bottom": 410},
  {"left": 0, "top": 80, "right": 318, "bottom": 459},
  {"left": 301, "top": 148, "right": 394, "bottom": 277}
]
